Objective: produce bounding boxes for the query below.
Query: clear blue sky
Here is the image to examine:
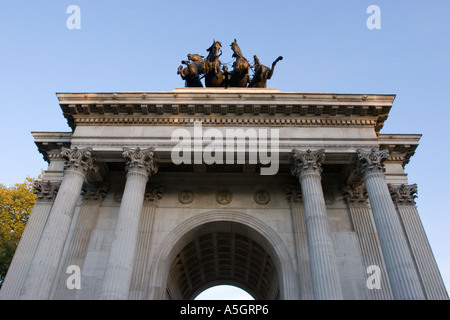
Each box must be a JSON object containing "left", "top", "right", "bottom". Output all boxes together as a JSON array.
[{"left": 0, "top": 1, "right": 449, "bottom": 298}]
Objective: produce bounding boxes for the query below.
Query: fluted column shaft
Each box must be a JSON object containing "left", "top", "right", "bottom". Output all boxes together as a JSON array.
[
  {"left": 20, "top": 148, "right": 97, "bottom": 300},
  {"left": 291, "top": 149, "right": 343, "bottom": 300},
  {"left": 0, "top": 181, "right": 60, "bottom": 299},
  {"left": 389, "top": 184, "right": 449, "bottom": 300},
  {"left": 342, "top": 184, "right": 393, "bottom": 299},
  {"left": 286, "top": 187, "right": 314, "bottom": 299},
  {"left": 100, "top": 147, "right": 158, "bottom": 300},
  {"left": 53, "top": 183, "right": 108, "bottom": 299},
  {"left": 357, "top": 148, "right": 425, "bottom": 300},
  {"left": 129, "top": 186, "right": 164, "bottom": 299}
]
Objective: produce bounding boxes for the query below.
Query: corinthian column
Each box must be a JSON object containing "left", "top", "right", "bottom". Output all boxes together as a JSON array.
[
  {"left": 129, "top": 185, "right": 164, "bottom": 299},
  {"left": 389, "top": 184, "right": 448, "bottom": 300},
  {"left": 342, "top": 184, "right": 393, "bottom": 299},
  {"left": 356, "top": 148, "right": 425, "bottom": 300},
  {"left": 291, "top": 149, "right": 343, "bottom": 300},
  {"left": 100, "top": 147, "right": 158, "bottom": 300},
  {"left": 20, "top": 147, "right": 97, "bottom": 300},
  {"left": 0, "top": 181, "right": 60, "bottom": 299},
  {"left": 285, "top": 186, "right": 314, "bottom": 299}
]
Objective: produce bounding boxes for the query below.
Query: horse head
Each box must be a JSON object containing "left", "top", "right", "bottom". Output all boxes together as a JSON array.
[
  {"left": 206, "top": 40, "right": 222, "bottom": 61},
  {"left": 187, "top": 54, "right": 204, "bottom": 63},
  {"left": 231, "top": 39, "right": 245, "bottom": 59}
]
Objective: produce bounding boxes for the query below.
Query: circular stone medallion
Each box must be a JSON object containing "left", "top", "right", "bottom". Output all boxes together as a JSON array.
[
  {"left": 254, "top": 190, "right": 271, "bottom": 205},
  {"left": 178, "top": 190, "right": 195, "bottom": 204},
  {"left": 216, "top": 191, "right": 232, "bottom": 205}
]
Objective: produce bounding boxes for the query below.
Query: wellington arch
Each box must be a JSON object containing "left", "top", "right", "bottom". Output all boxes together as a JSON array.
[{"left": 0, "top": 88, "right": 448, "bottom": 300}]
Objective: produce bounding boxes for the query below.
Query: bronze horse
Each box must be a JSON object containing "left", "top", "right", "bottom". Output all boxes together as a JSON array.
[
  {"left": 229, "top": 39, "right": 250, "bottom": 87},
  {"left": 203, "top": 40, "right": 225, "bottom": 87},
  {"left": 177, "top": 54, "right": 204, "bottom": 87},
  {"left": 248, "top": 55, "right": 283, "bottom": 88}
]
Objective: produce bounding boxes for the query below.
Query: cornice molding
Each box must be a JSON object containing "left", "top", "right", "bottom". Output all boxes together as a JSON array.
[
  {"left": 56, "top": 90, "right": 396, "bottom": 105},
  {"left": 32, "top": 132, "right": 72, "bottom": 163},
  {"left": 378, "top": 134, "right": 421, "bottom": 168},
  {"left": 57, "top": 91, "right": 393, "bottom": 133},
  {"left": 71, "top": 115, "right": 379, "bottom": 129}
]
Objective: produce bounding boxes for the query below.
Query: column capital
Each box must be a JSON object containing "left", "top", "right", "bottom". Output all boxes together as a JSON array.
[
  {"left": 33, "top": 180, "right": 60, "bottom": 202},
  {"left": 61, "top": 147, "right": 98, "bottom": 174},
  {"left": 291, "top": 149, "right": 325, "bottom": 178},
  {"left": 82, "top": 182, "right": 109, "bottom": 202},
  {"left": 356, "top": 148, "right": 389, "bottom": 177},
  {"left": 285, "top": 185, "right": 302, "bottom": 203},
  {"left": 144, "top": 185, "right": 165, "bottom": 202},
  {"left": 341, "top": 184, "right": 368, "bottom": 205},
  {"left": 388, "top": 183, "right": 418, "bottom": 206},
  {"left": 123, "top": 147, "right": 158, "bottom": 177}
]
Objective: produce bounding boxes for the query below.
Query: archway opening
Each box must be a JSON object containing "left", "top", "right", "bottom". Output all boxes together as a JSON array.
[
  {"left": 166, "top": 221, "right": 280, "bottom": 300},
  {"left": 194, "top": 285, "right": 255, "bottom": 300}
]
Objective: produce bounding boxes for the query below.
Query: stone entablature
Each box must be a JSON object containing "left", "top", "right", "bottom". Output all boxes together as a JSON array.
[{"left": 58, "top": 89, "right": 393, "bottom": 133}]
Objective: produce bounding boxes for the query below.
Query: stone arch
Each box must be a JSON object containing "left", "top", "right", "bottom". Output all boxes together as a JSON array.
[{"left": 146, "top": 210, "right": 300, "bottom": 300}]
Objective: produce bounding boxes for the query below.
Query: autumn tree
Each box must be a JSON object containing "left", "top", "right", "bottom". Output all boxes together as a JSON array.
[{"left": 0, "top": 177, "right": 37, "bottom": 287}]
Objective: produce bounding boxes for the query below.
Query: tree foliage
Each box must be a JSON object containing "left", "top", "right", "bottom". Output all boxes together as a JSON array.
[{"left": 0, "top": 177, "right": 37, "bottom": 286}]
